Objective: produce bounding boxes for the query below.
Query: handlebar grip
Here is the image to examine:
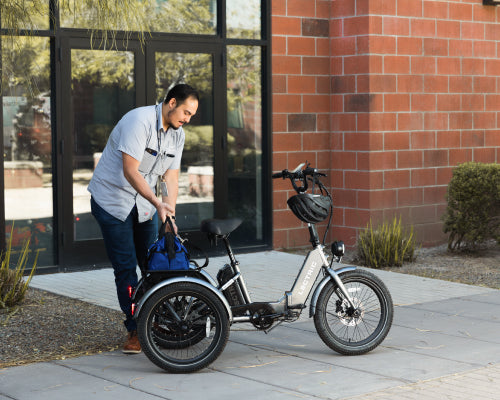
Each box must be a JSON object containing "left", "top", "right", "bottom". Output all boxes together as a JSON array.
[{"left": 272, "top": 172, "right": 283, "bottom": 179}]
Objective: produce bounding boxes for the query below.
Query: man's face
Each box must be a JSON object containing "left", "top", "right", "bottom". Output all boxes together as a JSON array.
[{"left": 166, "top": 96, "right": 198, "bottom": 129}]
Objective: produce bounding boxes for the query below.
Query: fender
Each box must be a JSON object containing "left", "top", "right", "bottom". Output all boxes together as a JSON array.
[
  {"left": 133, "top": 276, "right": 233, "bottom": 322},
  {"left": 309, "top": 265, "right": 357, "bottom": 318}
]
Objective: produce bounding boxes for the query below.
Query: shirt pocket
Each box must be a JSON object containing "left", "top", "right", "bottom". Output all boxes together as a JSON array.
[
  {"left": 138, "top": 148, "right": 158, "bottom": 174},
  {"left": 152, "top": 153, "right": 175, "bottom": 175}
]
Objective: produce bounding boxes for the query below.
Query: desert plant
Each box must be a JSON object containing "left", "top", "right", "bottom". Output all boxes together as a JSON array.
[
  {"left": 0, "top": 226, "right": 39, "bottom": 310},
  {"left": 443, "top": 162, "right": 500, "bottom": 251},
  {"left": 357, "top": 216, "right": 418, "bottom": 269}
]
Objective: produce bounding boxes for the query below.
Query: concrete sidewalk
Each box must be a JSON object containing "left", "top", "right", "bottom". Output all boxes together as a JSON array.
[{"left": 2, "top": 251, "right": 500, "bottom": 399}]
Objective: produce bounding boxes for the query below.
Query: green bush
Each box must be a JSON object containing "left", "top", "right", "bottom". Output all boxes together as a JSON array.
[
  {"left": 0, "top": 226, "right": 38, "bottom": 310},
  {"left": 443, "top": 162, "right": 500, "bottom": 251},
  {"left": 357, "top": 216, "right": 418, "bottom": 269}
]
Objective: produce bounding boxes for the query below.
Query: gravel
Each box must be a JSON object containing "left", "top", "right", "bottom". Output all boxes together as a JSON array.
[{"left": 1, "top": 242, "right": 499, "bottom": 368}]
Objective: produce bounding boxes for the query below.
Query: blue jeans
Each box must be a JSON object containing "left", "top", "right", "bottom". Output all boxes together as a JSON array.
[{"left": 91, "top": 197, "right": 158, "bottom": 332}]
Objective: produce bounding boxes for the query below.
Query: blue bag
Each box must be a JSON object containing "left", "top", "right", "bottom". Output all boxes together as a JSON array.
[{"left": 147, "top": 221, "right": 191, "bottom": 271}]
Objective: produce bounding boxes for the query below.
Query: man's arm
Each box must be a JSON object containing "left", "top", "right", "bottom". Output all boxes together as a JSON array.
[
  {"left": 122, "top": 152, "right": 173, "bottom": 222},
  {"left": 161, "top": 168, "right": 179, "bottom": 233}
]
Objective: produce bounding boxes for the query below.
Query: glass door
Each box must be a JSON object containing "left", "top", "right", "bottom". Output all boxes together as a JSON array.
[{"left": 58, "top": 39, "right": 144, "bottom": 266}]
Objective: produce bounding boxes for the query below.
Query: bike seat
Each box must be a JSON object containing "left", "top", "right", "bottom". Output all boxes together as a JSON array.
[{"left": 200, "top": 218, "right": 242, "bottom": 236}]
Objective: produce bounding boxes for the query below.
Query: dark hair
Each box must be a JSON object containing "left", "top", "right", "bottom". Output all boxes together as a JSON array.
[{"left": 164, "top": 84, "right": 199, "bottom": 105}]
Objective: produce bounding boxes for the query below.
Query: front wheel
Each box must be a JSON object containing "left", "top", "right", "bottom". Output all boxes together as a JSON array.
[
  {"left": 137, "top": 282, "right": 230, "bottom": 373},
  {"left": 314, "top": 269, "right": 393, "bottom": 355}
]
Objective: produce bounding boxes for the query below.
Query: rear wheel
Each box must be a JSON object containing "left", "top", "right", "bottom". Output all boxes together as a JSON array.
[
  {"left": 137, "top": 282, "right": 230, "bottom": 373},
  {"left": 314, "top": 269, "right": 393, "bottom": 355}
]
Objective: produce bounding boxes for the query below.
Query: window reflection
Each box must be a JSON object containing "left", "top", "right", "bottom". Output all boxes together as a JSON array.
[
  {"left": 227, "top": 0, "right": 261, "bottom": 39},
  {"left": 0, "top": 1, "right": 50, "bottom": 30},
  {"left": 2, "top": 36, "right": 54, "bottom": 266},
  {"left": 155, "top": 52, "right": 214, "bottom": 230},
  {"left": 60, "top": 0, "right": 216, "bottom": 35},
  {"left": 227, "top": 46, "right": 262, "bottom": 241}
]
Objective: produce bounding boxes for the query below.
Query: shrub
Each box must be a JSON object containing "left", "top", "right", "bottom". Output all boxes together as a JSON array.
[
  {"left": 357, "top": 216, "right": 418, "bottom": 269},
  {"left": 0, "top": 226, "right": 39, "bottom": 309},
  {"left": 443, "top": 162, "right": 500, "bottom": 251}
]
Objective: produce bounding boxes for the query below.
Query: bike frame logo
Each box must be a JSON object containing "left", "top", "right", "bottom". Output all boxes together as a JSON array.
[{"left": 298, "top": 261, "right": 317, "bottom": 295}]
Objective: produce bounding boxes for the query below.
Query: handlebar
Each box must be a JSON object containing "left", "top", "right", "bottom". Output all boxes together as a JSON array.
[{"left": 272, "top": 162, "right": 326, "bottom": 193}]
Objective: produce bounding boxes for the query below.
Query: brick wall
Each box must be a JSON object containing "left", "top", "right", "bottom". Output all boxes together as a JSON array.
[{"left": 272, "top": 0, "right": 500, "bottom": 249}]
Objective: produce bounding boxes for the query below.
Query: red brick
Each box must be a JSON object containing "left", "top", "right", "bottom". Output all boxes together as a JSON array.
[
  {"left": 449, "top": 148, "right": 472, "bottom": 165},
  {"left": 272, "top": 36, "right": 286, "bottom": 55},
  {"left": 449, "top": 40, "right": 473, "bottom": 57},
  {"left": 357, "top": 151, "right": 397, "bottom": 170},
  {"left": 317, "top": 114, "right": 330, "bottom": 131},
  {"left": 385, "top": 131, "right": 410, "bottom": 150},
  {"left": 411, "top": 57, "right": 436, "bottom": 75},
  {"left": 411, "top": 131, "right": 436, "bottom": 149},
  {"left": 332, "top": 0, "right": 356, "bottom": 18},
  {"left": 485, "top": 24, "right": 500, "bottom": 41},
  {"left": 316, "top": 76, "right": 330, "bottom": 94},
  {"left": 359, "top": 189, "right": 397, "bottom": 209},
  {"left": 303, "top": 132, "right": 330, "bottom": 150},
  {"left": 449, "top": 3, "right": 472, "bottom": 21},
  {"left": 316, "top": 38, "right": 329, "bottom": 57},
  {"left": 287, "top": 0, "right": 315, "bottom": 17},
  {"left": 303, "top": 95, "right": 330, "bottom": 113},
  {"left": 436, "top": 167, "right": 453, "bottom": 185},
  {"left": 411, "top": 205, "right": 437, "bottom": 225},
  {"left": 273, "top": 133, "right": 302, "bottom": 151},
  {"left": 462, "top": 58, "right": 485, "bottom": 76},
  {"left": 423, "top": 0, "right": 448, "bottom": 19},
  {"left": 362, "top": 75, "right": 397, "bottom": 92},
  {"left": 485, "top": 59, "right": 500, "bottom": 76},
  {"left": 450, "top": 112, "right": 472, "bottom": 129},
  {"left": 344, "top": 55, "right": 370, "bottom": 75},
  {"left": 384, "top": 170, "right": 410, "bottom": 189},
  {"left": 272, "top": 229, "right": 288, "bottom": 249},
  {"left": 273, "top": 55, "right": 301, "bottom": 74},
  {"left": 437, "top": 20, "right": 460, "bottom": 38},
  {"left": 331, "top": 95, "right": 343, "bottom": 113},
  {"left": 397, "top": 37, "right": 423, "bottom": 55},
  {"left": 273, "top": 75, "right": 287, "bottom": 94},
  {"left": 437, "top": 58, "right": 461, "bottom": 76},
  {"left": 273, "top": 94, "right": 301, "bottom": 113},
  {"left": 385, "top": 93, "right": 410, "bottom": 112},
  {"left": 344, "top": 16, "right": 371, "bottom": 35},
  {"left": 461, "top": 22, "right": 485, "bottom": 40},
  {"left": 332, "top": 189, "right": 357, "bottom": 207},
  {"left": 437, "top": 94, "right": 461, "bottom": 112},
  {"left": 461, "top": 94, "right": 484, "bottom": 112},
  {"left": 411, "top": 94, "right": 436, "bottom": 112},
  {"left": 398, "top": 188, "right": 423, "bottom": 207},
  {"left": 424, "top": 149, "right": 449, "bottom": 167},
  {"left": 369, "top": 0, "right": 397, "bottom": 15},
  {"left": 384, "top": 56, "right": 410, "bottom": 74},
  {"left": 345, "top": 171, "right": 383, "bottom": 190},
  {"left": 411, "top": 168, "right": 436, "bottom": 187},
  {"left": 383, "top": 16, "right": 410, "bottom": 36},
  {"left": 331, "top": 37, "right": 356, "bottom": 56},
  {"left": 485, "top": 130, "right": 500, "bottom": 146},
  {"left": 332, "top": 114, "right": 357, "bottom": 132},
  {"left": 345, "top": 94, "right": 372, "bottom": 113},
  {"left": 473, "top": 112, "right": 497, "bottom": 130},
  {"left": 424, "top": 186, "right": 447, "bottom": 203},
  {"left": 474, "top": 41, "right": 497, "bottom": 58},
  {"left": 331, "top": 152, "right": 357, "bottom": 170},
  {"left": 272, "top": 16, "right": 302, "bottom": 35},
  {"left": 303, "top": 57, "right": 330, "bottom": 75},
  {"left": 424, "top": 113, "right": 448, "bottom": 130},
  {"left": 397, "top": 0, "right": 423, "bottom": 17},
  {"left": 411, "top": 18, "right": 436, "bottom": 37},
  {"left": 461, "top": 130, "right": 484, "bottom": 147},
  {"left": 398, "top": 112, "right": 424, "bottom": 131},
  {"left": 344, "top": 132, "right": 373, "bottom": 151},
  {"left": 397, "top": 150, "right": 423, "bottom": 168},
  {"left": 424, "top": 76, "right": 449, "bottom": 93},
  {"left": 423, "top": 38, "right": 448, "bottom": 56},
  {"left": 398, "top": 75, "right": 424, "bottom": 93},
  {"left": 449, "top": 76, "right": 472, "bottom": 93},
  {"left": 273, "top": 113, "right": 287, "bottom": 132},
  {"left": 287, "top": 76, "right": 313, "bottom": 94},
  {"left": 272, "top": 0, "right": 286, "bottom": 15},
  {"left": 332, "top": 76, "right": 356, "bottom": 93},
  {"left": 437, "top": 130, "right": 461, "bottom": 148},
  {"left": 473, "top": 4, "right": 497, "bottom": 23},
  {"left": 288, "top": 37, "right": 316, "bottom": 56},
  {"left": 473, "top": 147, "right": 496, "bottom": 163}
]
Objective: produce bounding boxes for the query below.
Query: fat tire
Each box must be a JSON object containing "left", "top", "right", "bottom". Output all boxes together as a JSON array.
[
  {"left": 314, "top": 269, "right": 393, "bottom": 355},
  {"left": 137, "top": 282, "right": 229, "bottom": 373}
]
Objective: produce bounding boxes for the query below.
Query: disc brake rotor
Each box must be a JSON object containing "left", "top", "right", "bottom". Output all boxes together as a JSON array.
[{"left": 336, "top": 297, "right": 364, "bottom": 326}]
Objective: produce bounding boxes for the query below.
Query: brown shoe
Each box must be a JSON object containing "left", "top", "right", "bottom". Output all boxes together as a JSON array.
[{"left": 122, "top": 330, "right": 141, "bottom": 354}]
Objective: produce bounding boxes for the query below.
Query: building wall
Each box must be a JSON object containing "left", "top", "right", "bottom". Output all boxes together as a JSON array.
[{"left": 272, "top": 0, "right": 500, "bottom": 249}]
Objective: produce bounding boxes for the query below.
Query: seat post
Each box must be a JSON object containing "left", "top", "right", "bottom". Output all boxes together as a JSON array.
[{"left": 222, "top": 235, "right": 252, "bottom": 304}]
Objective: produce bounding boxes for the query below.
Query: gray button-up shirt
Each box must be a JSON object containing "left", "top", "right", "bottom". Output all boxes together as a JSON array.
[{"left": 88, "top": 104, "right": 185, "bottom": 222}]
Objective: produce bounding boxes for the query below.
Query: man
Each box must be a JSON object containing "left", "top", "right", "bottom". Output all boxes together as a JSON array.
[{"left": 88, "top": 84, "right": 199, "bottom": 353}]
